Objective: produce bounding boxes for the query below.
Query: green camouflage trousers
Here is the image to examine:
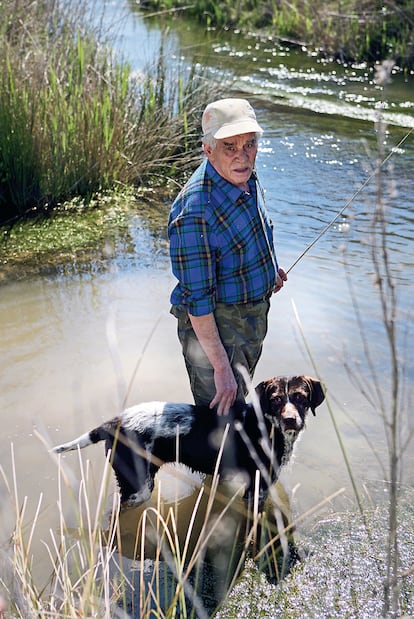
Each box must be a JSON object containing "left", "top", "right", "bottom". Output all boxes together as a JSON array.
[{"left": 170, "top": 300, "right": 270, "bottom": 406}]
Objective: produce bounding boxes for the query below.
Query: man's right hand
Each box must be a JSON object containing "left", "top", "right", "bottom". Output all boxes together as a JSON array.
[
  {"left": 209, "top": 364, "right": 238, "bottom": 415},
  {"left": 188, "top": 312, "right": 237, "bottom": 416}
]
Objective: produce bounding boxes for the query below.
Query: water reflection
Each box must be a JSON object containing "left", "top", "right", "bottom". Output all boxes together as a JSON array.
[{"left": 112, "top": 466, "right": 294, "bottom": 610}]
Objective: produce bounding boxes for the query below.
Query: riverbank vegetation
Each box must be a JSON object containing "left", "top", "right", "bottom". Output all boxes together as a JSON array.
[
  {"left": 0, "top": 0, "right": 211, "bottom": 225},
  {"left": 217, "top": 489, "right": 414, "bottom": 618},
  {"left": 1, "top": 413, "right": 413, "bottom": 617},
  {"left": 140, "top": 0, "right": 414, "bottom": 69}
]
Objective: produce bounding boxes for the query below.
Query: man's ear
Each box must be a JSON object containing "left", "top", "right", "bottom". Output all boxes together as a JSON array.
[{"left": 304, "top": 377, "right": 325, "bottom": 415}]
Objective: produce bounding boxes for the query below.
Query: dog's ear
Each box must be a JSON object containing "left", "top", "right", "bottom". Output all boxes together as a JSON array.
[
  {"left": 304, "top": 377, "right": 325, "bottom": 416},
  {"left": 254, "top": 380, "right": 270, "bottom": 415}
]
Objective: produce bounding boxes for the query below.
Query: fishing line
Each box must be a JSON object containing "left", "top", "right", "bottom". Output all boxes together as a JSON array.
[{"left": 285, "top": 127, "right": 413, "bottom": 275}]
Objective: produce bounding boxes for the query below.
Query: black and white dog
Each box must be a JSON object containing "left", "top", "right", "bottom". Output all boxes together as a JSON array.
[{"left": 53, "top": 376, "right": 324, "bottom": 508}]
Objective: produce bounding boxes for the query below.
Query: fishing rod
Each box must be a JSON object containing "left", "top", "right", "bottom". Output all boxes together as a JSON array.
[{"left": 285, "top": 127, "right": 413, "bottom": 275}]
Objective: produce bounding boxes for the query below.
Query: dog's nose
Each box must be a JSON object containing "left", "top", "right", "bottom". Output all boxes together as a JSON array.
[
  {"left": 282, "top": 419, "right": 299, "bottom": 434},
  {"left": 281, "top": 404, "right": 301, "bottom": 432}
]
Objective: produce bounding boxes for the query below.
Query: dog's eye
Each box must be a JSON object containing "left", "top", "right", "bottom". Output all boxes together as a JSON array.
[
  {"left": 271, "top": 395, "right": 283, "bottom": 406},
  {"left": 290, "top": 393, "right": 308, "bottom": 407}
]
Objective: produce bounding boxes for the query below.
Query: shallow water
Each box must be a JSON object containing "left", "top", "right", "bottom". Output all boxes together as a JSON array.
[{"left": 1, "top": 0, "right": 413, "bottom": 578}]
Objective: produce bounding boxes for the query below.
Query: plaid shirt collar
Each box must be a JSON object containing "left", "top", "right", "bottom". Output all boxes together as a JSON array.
[{"left": 205, "top": 159, "right": 257, "bottom": 201}]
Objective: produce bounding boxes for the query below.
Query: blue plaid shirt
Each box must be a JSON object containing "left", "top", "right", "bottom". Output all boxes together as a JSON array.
[{"left": 168, "top": 159, "right": 278, "bottom": 316}]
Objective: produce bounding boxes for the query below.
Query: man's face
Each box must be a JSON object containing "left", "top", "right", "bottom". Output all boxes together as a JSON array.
[{"left": 204, "top": 132, "right": 258, "bottom": 190}]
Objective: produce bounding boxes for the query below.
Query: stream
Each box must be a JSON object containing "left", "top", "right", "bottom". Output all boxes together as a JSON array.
[{"left": 1, "top": 0, "right": 413, "bottom": 577}]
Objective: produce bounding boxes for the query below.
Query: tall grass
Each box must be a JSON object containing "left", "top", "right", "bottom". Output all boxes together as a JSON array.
[
  {"left": 0, "top": 0, "right": 211, "bottom": 224},
  {"left": 0, "top": 434, "right": 295, "bottom": 618},
  {"left": 286, "top": 61, "right": 413, "bottom": 618},
  {"left": 0, "top": 444, "right": 122, "bottom": 617}
]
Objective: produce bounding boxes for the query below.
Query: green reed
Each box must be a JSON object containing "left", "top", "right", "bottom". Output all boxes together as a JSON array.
[{"left": 0, "top": 0, "right": 208, "bottom": 224}]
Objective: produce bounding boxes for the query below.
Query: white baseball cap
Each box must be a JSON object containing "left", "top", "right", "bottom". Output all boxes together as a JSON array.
[{"left": 202, "top": 98, "right": 263, "bottom": 139}]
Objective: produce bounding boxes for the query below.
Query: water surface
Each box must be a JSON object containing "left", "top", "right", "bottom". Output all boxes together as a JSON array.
[{"left": 1, "top": 0, "right": 413, "bottom": 573}]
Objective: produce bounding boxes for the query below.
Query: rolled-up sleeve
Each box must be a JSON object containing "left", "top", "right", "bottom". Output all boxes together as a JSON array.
[{"left": 169, "top": 215, "right": 217, "bottom": 316}]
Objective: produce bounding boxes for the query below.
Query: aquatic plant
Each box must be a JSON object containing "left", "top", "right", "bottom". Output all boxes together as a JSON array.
[{"left": 217, "top": 487, "right": 414, "bottom": 618}]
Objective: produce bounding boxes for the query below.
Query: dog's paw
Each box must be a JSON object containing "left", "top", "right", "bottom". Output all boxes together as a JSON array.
[{"left": 121, "top": 488, "right": 152, "bottom": 509}]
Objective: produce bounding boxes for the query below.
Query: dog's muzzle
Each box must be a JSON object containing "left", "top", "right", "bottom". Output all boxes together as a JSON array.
[
  {"left": 281, "top": 416, "right": 302, "bottom": 435},
  {"left": 283, "top": 427, "right": 298, "bottom": 437}
]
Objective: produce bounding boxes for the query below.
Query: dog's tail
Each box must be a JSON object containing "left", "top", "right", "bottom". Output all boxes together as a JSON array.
[{"left": 52, "top": 427, "right": 106, "bottom": 454}]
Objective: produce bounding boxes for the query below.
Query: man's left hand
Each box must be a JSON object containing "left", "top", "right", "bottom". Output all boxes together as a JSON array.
[{"left": 274, "top": 267, "right": 287, "bottom": 293}]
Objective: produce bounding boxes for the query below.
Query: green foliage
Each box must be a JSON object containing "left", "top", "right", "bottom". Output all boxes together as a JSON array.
[{"left": 0, "top": 0, "right": 209, "bottom": 223}]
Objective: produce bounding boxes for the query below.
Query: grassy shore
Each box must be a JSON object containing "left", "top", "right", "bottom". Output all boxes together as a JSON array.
[
  {"left": 0, "top": 0, "right": 215, "bottom": 225},
  {"left": 140, "top": 0, "right": 414, "bottom": 69}
]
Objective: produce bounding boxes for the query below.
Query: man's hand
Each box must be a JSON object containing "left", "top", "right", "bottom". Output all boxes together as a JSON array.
[
  {"left": 274, "top": 266, "right": 287, "bottom": 293},
  {"left": 209, "top": 364, "right": 238, "bottom": 415},
  {"left": 189, "top": 312, "right": 237, "bottom": 416}
]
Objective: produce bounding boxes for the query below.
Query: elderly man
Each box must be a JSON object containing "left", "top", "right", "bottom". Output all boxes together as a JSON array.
[{"left": 168, "top": 98, "right": 286, "bottom": 415}]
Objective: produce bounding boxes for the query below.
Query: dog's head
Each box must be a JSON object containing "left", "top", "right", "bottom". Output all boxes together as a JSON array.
[{"left": 254, "top": 376, "right": 325, "bottom": 436}]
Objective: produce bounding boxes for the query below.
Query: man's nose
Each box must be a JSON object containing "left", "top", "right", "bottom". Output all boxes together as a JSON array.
[{"left": 234, "top": 147, "right": 250, "bottom": 159}]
